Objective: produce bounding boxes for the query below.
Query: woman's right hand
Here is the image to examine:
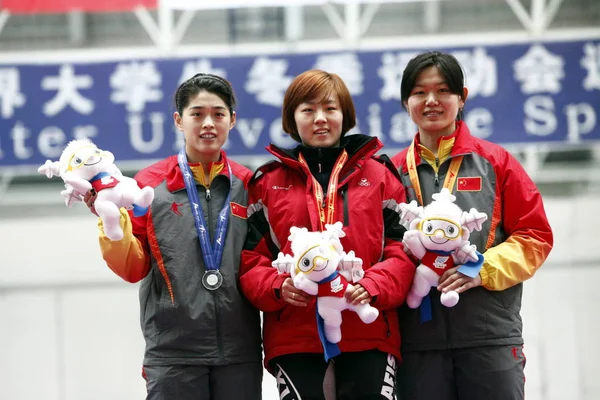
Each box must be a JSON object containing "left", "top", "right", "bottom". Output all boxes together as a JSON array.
[
  {"left": 282, "top": 277, "right": 312, "bottom": 307},
  {"left": 83, "top": 189, "right": 99, "bottom": 217}
]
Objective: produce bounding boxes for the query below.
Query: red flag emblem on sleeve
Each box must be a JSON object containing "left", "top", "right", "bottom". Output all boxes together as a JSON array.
[
  {"left": 457, "top": 177, "right": 482, "bottom": 192},
  {"left": 230, "top": 202, "right": 247, "bottom": 219}
]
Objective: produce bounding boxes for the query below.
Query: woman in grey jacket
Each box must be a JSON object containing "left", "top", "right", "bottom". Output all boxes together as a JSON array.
[
  {"left": 392, "top": 52, "right": 553, "bottom": 400},
  {"left": 85, "top": 73, "right": 263, "bottom": 400}
]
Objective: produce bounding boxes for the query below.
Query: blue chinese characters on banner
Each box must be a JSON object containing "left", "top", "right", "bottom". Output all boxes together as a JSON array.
[{"left": 0, "top": 39, "right": 599, "bottom": 168}]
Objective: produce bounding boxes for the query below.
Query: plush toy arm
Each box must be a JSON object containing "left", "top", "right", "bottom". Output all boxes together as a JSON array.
[
  {"left": 339, "top": 250, "right": 362, "bottom": 271},
  {"left": 288, "top": 226, "right": 308, "bottom": 242},
  {"left": 453, "top": 241, "right": 479, "bottom": 264},
  {"left": 272, "top": 252, "right": 294, "bottom": 275},
  {"left": 60, "top": 184, "right": 85, "bottom": 208},
  {"left": 324, "top": 221, "right": 346, "bottom": 240},
  {"left": 398, "top": 201, "right": 423, "bottom": 227},
  {"left": 339, "top": 250, "right": 365, "bottom": 283},
  {"left": 38, "top": 160, "right": 61, "bottom": 178},
  {"left": 403, "top": 229, "right": 427, "bottom": 259},
  {"left": 461, "top": 208, "right": 488, "bottom": 233},
  {"left": 293, "top": 273, "right": 318, "bottom": 295},
  {"left": 63, "top": 173, "right": 92, "bottom": 194}
]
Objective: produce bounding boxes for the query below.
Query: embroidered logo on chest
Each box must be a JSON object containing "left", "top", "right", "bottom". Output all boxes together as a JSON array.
[
  {"left": 272, "top": 185, "right": 293, "bottom": 190},
  {"left": 457, "top": 177, "right": 482, "bottom": 191},
  {"left": 171, "top": 202, "right": 184, "bottom": 216},
  {"left": 358, "top": 178, "right": 370, "bottom": 187},
  {"left": 230, "top": 202, "right": 248, "bottom": 219},
  {"left": 433, "top": 256, "right": 450, "bottom": 269},
  {"left": 330, "top": 276, "right": 344, "bottom": 293}
]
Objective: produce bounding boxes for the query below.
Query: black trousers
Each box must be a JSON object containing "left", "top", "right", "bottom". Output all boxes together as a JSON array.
[
  {"left": 396, "top": 345, "right": 527, "bottom": 400},
  {"left": 272, "top": 350, "right": 397, "bottom": 400},
  {"left": 143, "top": 362, "right": 263, "bottom": 400}
]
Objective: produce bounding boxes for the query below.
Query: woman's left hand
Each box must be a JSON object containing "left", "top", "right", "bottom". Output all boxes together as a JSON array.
[
  {"left": 83, "top": 189, "right": 99, "bottom": 217},
  {"left": 345, "top": 284, "right": 372, "bottom": 305},
  {"left": 437, "top": 266, "right": 482, "bottom": 294}
]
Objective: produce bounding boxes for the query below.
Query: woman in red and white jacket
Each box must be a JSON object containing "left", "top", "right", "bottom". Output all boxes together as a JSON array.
[{"left": 240, "top": 69, "right": 415, "bottom": 399}]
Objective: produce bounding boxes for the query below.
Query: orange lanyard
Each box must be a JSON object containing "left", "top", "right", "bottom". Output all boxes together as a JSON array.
[
  {"left": 406, "top": 139, "right": 463, "bottom": 206},
  {"left": 299, "top": 150, "right": 348, "bottom": 231}
]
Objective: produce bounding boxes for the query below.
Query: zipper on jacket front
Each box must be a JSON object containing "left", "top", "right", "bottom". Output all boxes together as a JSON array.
[
  {"left": 205, "top": 185, "right": 213, "bottom": 239},
  {"left": 434, "top": 157, "right": 440, "bottom": 189},
  {"left": 317, "top": 148, "right": 323, "bottom": 174},
  {"left": 317, "top": 147, "right": 326, "bottom": 209},
  {"left": 445, "top": 302, "right": 453, "bottom": 348},
  {"left": 204, "top": 186, "right": 224, "bottom": 360},
  {"left": 341, "top": 186, "right": 349, "bottom": 226},
  {"left": 383, "top": 311, "right": 391, "bottom": 337},
  {"left": 214, "top": 292, "right": 225, "bottom": 361}
]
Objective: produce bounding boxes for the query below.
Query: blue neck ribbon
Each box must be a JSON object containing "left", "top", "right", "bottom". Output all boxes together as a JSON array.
[
  {"left": 177, "top": 148, "right": 232, "bottom": 272},
  {"left": 316, "top": 271, "right": 342, "bottom": 361}
]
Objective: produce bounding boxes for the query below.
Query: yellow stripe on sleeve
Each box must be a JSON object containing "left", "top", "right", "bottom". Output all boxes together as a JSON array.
[
  {"left": 98, "top": 208, "right": 150, "bottom": 282},
  {"left": 479, "top": 235, "right": 552, "bottom": 291}
]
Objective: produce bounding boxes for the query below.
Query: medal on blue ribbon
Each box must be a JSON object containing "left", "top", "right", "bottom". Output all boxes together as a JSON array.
[{"left": 178, "top": 148, "right": 232, "bottom": 291}]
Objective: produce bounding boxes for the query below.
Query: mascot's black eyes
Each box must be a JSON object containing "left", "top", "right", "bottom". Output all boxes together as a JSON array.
[
  {"left": 425, "top": 223, "right": 434, "bottom": 233},
  {"left": 74, "top": 157, "right": 83, "bottom": 164},
  {"left": 447, "top": 226, "right": 455, "bottom": 234},
  {"left": 302, "top": 258, "right": 310, "bottom": 267},
  {"left": 94, "top": 150, "right": 101, "bottom": 154}
]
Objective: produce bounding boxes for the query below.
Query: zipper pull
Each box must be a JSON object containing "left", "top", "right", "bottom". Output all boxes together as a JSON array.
[
  {"left": 434, "top": 173, "right": 439, "bottom": 185},
  {"left": 205, "top": 188, "right": 211, "bottom": 201},
  {"left": 321, "top": 196, "right": 326, "bottom": 208},
  {"left": 318, "top": 163, "right": 322, "bottom": 173}
]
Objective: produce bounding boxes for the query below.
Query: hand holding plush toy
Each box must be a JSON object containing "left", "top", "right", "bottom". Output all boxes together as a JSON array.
[
  {"left": 38, "top": 139, "right": 154, "bottom": 241},
  {"left": 272, "top": 222, "right": 378, "bottom": 347},
  {"left": 399, "top": 188, "right": 487, "bottom": 309}
]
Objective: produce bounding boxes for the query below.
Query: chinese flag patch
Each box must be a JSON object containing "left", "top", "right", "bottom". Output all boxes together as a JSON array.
[
  {"left": 457, "top": 177, "right": 482, "bottom": 192},
  {"left": 230, "top": 202, "right": 247, "bottom": 219}
]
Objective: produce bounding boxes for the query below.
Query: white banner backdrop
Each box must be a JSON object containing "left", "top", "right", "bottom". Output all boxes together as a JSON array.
[{"left": 161, "top": 0, "right": 443, "bottom": 11}]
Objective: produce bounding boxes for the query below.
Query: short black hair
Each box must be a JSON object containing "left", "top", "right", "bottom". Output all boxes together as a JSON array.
[
  {"left": 401, "top": 51, "right": 466, "bottom": 119},
  {"left": 174, "top": 73, "right": 236, "bottom": 116}
]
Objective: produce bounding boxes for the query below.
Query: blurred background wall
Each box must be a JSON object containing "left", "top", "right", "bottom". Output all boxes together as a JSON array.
[{"left": 0, "top": 1, "right": 599, "bottom": 399}]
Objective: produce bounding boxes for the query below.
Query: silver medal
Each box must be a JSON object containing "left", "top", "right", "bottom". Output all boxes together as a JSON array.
[{"left": 202, "top": 270, "right": 223, "bottom": 290}]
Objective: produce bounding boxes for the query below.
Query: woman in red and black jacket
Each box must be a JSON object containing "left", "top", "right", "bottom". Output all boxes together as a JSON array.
[{"left": 240, "top": 69, "right": 415, "bottom": 399}]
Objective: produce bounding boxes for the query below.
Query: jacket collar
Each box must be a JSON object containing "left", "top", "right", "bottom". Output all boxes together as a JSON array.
[
  {"left": 407, "top": 121, "right": 474, "bottom": 171},
  {"left": 166, "top": 150, "right": 231, "bottom": 192},
  {"left": 267, "top": 134, "right": 383, "bottom": 176}
]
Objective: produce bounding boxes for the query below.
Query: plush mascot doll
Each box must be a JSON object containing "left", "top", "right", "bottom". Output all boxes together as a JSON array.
[
  {"left": 38, "top": 139, "right": 154, "bottom": 241},
  {"left": 399, "top": 188, "right": 487, "bottom": 311},
  {"left": 272, "top": 222, "right": 379, "bottom": 360}
]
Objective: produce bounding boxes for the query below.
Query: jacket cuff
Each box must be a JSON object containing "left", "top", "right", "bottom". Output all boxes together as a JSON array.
[
  {"left": 479, "top": 265, "right": 490, "bottom": 288},
  {"left": 272, "top": 273, "right": 289, "bottom": 302}
]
